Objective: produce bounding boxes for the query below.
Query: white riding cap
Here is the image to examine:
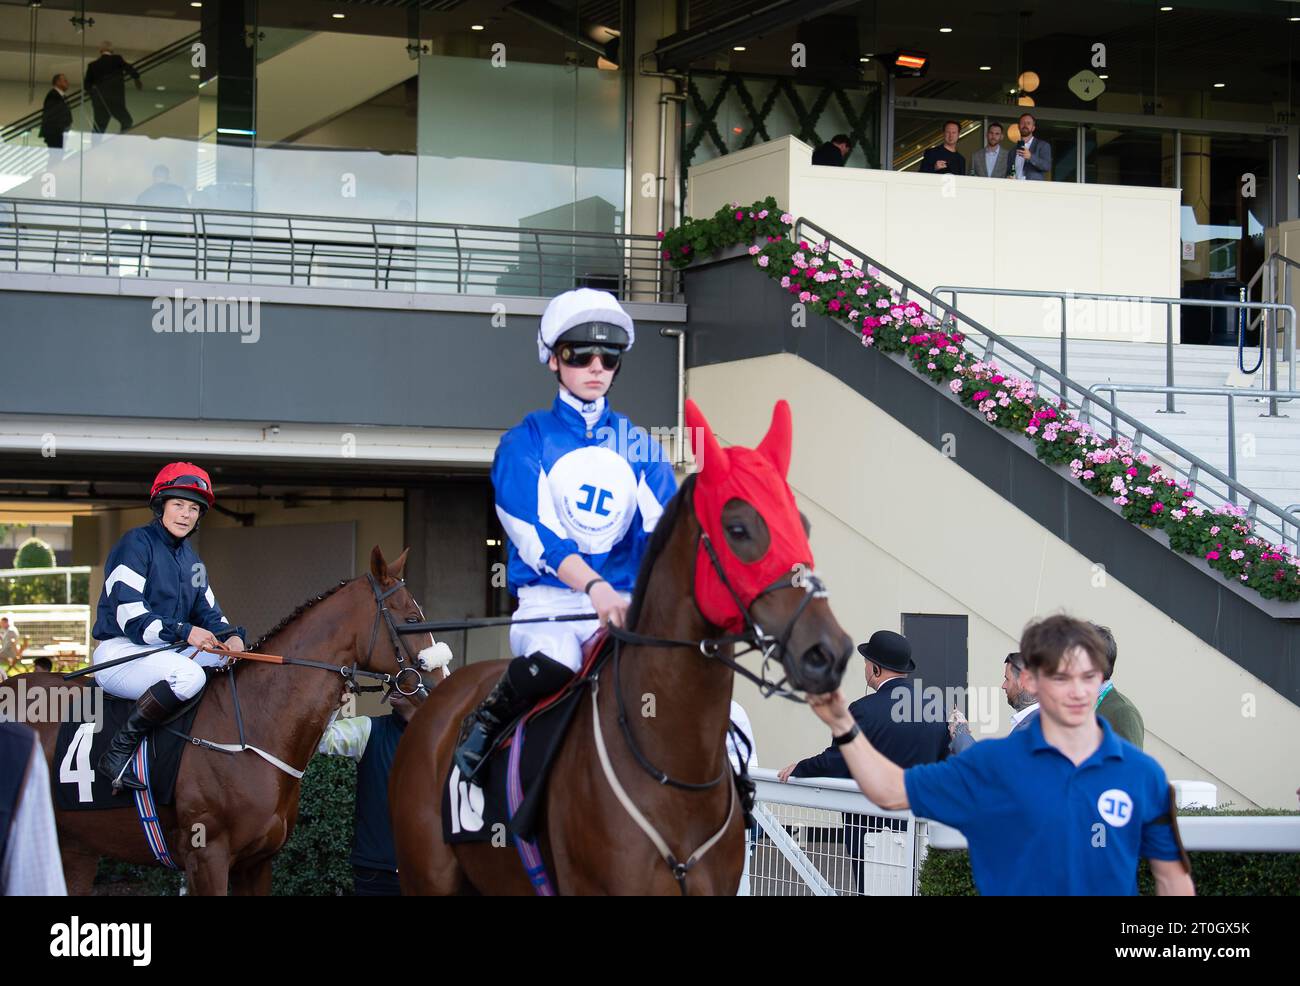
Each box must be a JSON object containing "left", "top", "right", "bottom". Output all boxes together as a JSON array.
[{"left": 536, "top": 288, "right": 635, "bottom": 364}]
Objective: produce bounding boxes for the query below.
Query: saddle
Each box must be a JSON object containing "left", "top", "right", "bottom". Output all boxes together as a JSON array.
[{"left": 52, "top": 681, "right": 205, "bottom": 811}]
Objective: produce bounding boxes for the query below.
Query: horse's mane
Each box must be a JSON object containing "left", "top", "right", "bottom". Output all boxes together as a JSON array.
[
  {"left": 626, "top": 472, "right": 695, "bottom": 631},
  {"left": 250, "top": 579, "right": 352, "bottom": 651}
]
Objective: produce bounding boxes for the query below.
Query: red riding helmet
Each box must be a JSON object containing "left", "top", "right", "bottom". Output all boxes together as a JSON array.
[{"left": 150, "top": 462, "right": 215, "bottom": 514}]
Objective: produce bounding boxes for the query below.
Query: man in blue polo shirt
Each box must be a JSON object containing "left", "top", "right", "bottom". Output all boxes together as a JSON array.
[{"left": 805, "top": 614, "right": 1194, "bottom": 896}]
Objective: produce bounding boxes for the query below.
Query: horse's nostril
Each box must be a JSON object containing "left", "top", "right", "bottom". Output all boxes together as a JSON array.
[{"left": 803, "top": 644, "right": 833, "bottom": 670}]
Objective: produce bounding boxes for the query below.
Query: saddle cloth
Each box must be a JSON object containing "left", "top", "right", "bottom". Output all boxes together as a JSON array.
[
  {"left": 52, "top": 683, "right": 203, "bottom": 811},
  {"left": 442, "top": 630, "right": 612, "bottom": 846}
]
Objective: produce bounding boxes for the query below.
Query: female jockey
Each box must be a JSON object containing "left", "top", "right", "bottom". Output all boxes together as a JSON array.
[
  {"left": 91, "top": 462, "right": 245, "bottom": 792},
  {"left": 453, "top": 288, "right": 678, "bottom": 779}
]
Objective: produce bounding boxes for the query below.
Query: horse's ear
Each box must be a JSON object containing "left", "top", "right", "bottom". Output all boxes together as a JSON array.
[
  {"left": 685, "top": 398, "right": 729, "bottom": 481},
  {"left": 757, "top": 399, "right": 793, "bottom": 478},
  {"left": 369, "top": 545, "right": 387, "bottom": 581},
  {"left": 388, "top": 547, "right": 410, "bottom": 580}
]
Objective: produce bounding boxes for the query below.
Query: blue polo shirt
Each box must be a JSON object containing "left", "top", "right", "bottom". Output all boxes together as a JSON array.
[{"left": 904, "top": 716, "right": 1181, "bottom": 895}]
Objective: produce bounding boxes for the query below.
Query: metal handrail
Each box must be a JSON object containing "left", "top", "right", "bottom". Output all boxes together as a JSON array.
[
  {"left": 0, "top": 197, "right": 679, "bottom": 302},
  {"left": 930, "top": 283, "right": 1297, "bottom": 416},
  {"left": 795, "top": 217, "right": 1300, "bottom": 551},
  {"left": 1244, "top": 252, "right": 1300, "bottom": 376},
  {"left": 1088, "top": 383, "right": 1300, "bottom": 509}
]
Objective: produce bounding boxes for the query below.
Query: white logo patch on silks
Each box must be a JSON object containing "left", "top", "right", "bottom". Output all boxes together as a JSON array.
[
  {"left": 1097, "top": 788, "right": 1134, "bottom": 827},
  {"left": 545, "top": 445, "right": 638, "bottom": 554},
  {"left": 448, "top": 765, "right": 485, "bottom": 835}
]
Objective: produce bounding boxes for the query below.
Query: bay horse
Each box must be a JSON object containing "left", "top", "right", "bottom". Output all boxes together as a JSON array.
[
  {"left": 390, "top": 399, "right": 853, "bottom": 895},
  {"left": 2, "top": 546, "right": 432, "bottom": 895}
]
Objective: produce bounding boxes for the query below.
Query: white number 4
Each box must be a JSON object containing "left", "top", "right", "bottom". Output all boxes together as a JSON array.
[{"left": 59, "top": 722, "right": 96, "bottom": 803}]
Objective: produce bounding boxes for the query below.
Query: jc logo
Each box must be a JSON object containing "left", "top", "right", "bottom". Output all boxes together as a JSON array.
[{"left": 576, "top": 484, "right": 613, "bottom": 516}]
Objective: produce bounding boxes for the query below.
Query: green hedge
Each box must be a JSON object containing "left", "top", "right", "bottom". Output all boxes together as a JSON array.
[
  {"left": 93, "top": 753, "right": 357, "bottom": 895},
  {"left": 918, "top": 808, "right": 1300, "bottom": 896}
]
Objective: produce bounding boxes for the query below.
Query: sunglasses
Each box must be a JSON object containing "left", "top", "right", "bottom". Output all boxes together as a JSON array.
[
  {"left": 558, "top": 344, "right": 622, "bottom": 371},
  {"left": 171, "top": 475, "right": 210, "bottom": 491}
]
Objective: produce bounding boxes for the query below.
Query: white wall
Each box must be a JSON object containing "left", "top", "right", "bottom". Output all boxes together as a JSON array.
[
  {"left": 690, "top": 353, "right": 1299, "bottom": 808},
  {"left": 688, "top": 136, "right": 1182, "bottom": 343}
]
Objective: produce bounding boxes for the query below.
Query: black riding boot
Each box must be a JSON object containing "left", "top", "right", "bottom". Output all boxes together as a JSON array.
[
  {"left": 453, "top": 653, "right": 573, "bottom": 782},
  {"left": 97, "top": 680, "right": 186, "bottom": 793}
]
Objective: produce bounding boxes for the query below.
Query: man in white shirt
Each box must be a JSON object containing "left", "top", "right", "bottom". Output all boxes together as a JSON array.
[
  {"left": 970, "top": 122, "right": 1010, "bottom": 178},
  {"left": 948, "top": 651, "right": 1038, "bottom": 753},
  {"left": 1008, "top": 112, "right": 1052, "bottom": 180}
]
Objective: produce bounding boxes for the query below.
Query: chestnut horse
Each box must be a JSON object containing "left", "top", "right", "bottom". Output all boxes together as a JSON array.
[
  {"left": 2, "top": 546, "right": 431, "bottom": 895},
  {"left": 390, "top": 400, "right": 853, "bottom": 894}
]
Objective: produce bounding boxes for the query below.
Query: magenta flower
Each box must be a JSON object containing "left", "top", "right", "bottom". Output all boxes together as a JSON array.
[
  {"left": 736, "top": 210, "right": 744, "bottom": 220},
  {"left": 1206, "top": 551, "right": 1220, "bottom": 561},
  {"left": 656, "top": 231, "right": 665, "bottom": 240},
  {"left": 1150, "top": 503, "right": 1163, "bottom": 514}
]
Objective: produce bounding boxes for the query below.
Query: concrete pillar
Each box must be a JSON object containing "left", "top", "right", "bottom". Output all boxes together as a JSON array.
[
  {"left": 629, "top": 0, "right": 680, "bottom": 243},
  {"left": 1181, "top": 133, "right": 1212, "bottom": 279}
]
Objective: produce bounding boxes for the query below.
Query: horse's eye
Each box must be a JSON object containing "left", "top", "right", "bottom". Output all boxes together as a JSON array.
[
  {"left": 405, "top": 616, "right": 418, "bottom": 623},
  {"left": 726, "top": 523, "right": 748, "bottom": 540}
]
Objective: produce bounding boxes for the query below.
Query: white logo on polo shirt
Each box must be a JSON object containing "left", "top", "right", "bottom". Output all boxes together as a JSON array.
[{"left": 1097, "top": 788, "right": 1134, "bottom": 827}]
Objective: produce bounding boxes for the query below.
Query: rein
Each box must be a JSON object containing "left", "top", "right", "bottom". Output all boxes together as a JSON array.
[{"left": 165, "top": 574, "right": 428, "bottom": 780}]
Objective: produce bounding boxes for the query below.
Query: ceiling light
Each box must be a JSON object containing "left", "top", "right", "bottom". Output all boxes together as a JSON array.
[
  {"left": 1213, "top": 82, "right": 1225, "bottom": 88},
  {"left": 156, "top": 85, "right": 166, "bottom": 91},
  {"left": 939, "top": 27, "right": 953, "bottom": 34},
  {"left": 471, "top": 24, "right": 484, "bottom": 31},
  {"left": 978, "top": 65, "right": 991, "bottom": 71},
  {"left": 332, "top": 12, "right": 345, "bottom": 18},
  {"left": 860, "top": 56, "right": 872, "bottom": 62},
  {"left": 1160, "top": 5, "right": 1173, "bottom": 11},
  {"left": 1098, "top": 74, "right": 1109, "bottom": 79},
  {"left": 733, "top": 46, "right": 746, "bottom": 52},
  {"left": 190, "top": 2, "right": 201, "bottom": 7}
]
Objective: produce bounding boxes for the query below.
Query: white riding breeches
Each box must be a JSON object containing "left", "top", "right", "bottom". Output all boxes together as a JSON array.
[
  {"left": 92, "top": 636, "right": 229, "bottom": 701},
  {"left": 510, "top": 584, "right": 626, "bottom": 673}
]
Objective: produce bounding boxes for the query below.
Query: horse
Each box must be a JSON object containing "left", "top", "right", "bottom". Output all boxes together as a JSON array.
[
  {"left": 389, "top": 399, "right": 854, "bottom": 895},
  {"left": 1, "top": 546, "right": 432, "bottom": 895}
]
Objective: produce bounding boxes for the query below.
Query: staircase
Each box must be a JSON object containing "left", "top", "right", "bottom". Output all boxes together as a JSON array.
[{"left": 999, "top": 336, "right": 1300, "bottom": 525}]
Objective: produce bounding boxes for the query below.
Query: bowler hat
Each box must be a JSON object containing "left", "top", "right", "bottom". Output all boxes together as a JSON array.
[{"left": 856, "top": 630, "right": 915, "bottom": 673}]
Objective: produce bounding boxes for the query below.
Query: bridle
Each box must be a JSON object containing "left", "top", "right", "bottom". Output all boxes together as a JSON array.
[
  {"left": 589, "top": 491, "right": 831, "bottom": 894},
  {"left": 359, "top": 572, "right": 428, "bottom": 697}
]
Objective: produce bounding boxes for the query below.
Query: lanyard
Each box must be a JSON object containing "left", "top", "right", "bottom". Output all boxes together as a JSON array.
[{"left": 1095, "top": 680, "right": 1114, "bottom": 711}]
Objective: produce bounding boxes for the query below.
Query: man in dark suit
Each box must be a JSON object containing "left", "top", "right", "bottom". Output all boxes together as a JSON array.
[
  {"left": 84, "top": 41, "right": 141, "bottom": 134},
  {"left": 811, "top": 134, "right": 851, "bottom": 167},
  {"left": 780, "top": 630, "right": 949, "bottom": 780},
  {"left": 779, "top": 629, "right": 948, "bottom": 892},
  {"left": 41, "top": 74, "right": 72, "bottom": 150},
  {"left": 1007, "top": 112, "right": 1051, "bottom": 180}
]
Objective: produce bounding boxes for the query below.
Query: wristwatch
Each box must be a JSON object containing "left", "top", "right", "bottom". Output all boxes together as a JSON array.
[{"left": 831, "top": 723, "right": 860, "bottom": 746}]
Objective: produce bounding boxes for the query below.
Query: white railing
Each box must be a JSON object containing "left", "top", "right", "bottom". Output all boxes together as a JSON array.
[{"left": 747, "top": 768, "right": 1300, "bottom": 896}]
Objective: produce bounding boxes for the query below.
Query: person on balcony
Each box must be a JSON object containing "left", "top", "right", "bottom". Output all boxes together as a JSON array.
[
  {"left": 40, "top": 74, "right": 72, "bottom": 151},
  {"left": 919, "top": 121, "right": 966, "bottom": 176},
  {"left": 84, "top": 41, "right": 141, "bottom": 135},
  {"left": 1007, "top": 112, "right": 1051, "bottom": 180},
  {"left": 812, "top": 134, "right": 851, "bottom": 167}
]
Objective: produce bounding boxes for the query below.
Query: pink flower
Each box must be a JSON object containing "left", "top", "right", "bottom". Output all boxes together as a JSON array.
[
  {"left": 1210, "top": 526, "right": 1220, "bottom": 535},
  {"left": 1150, "top": 503, "right": 1163, "bottom": 514},
  {"left": 972, "top": 390, "right": 990, "bottom": 401},
  {"left": 758, "top": 255, "right": 769, "bottom": 267},
  {"left": 661, "top": 250, "right": 670, "bottom": 259},
  {"left": 1126, "top": 467, "right": 1138, "bottom": 477},
  {"left": 926, "top": 362, "right": 937, "bottom": 370},
  {"left": 736, "top": 210, "right": 745, "bottom": 220},
  {"left": 748, "top": 245, "right": 760, "bottom": 256},
  {"left": 681, "top": 246, "right": 690, "bottom": 254},
  {"left": 656, "top": 231, "right": 665, "bottom": 240},
  {"left": 799, "top": 291, "right": 812, "bottom": 302},
  {"left": 1206, "top": 551, "right": 1220, "bottom": 561},
  {"left": 781, "top": 213, "right": 793, "bottom": 224},
  {"left": 780, "top": 276, "right": 791, "bottom": 288},
  {"left": 758, "top": 209, "right": 768, "bottom": 218},
  {"left": 949, "top": 379, "right": 963, "bottom": 394}
]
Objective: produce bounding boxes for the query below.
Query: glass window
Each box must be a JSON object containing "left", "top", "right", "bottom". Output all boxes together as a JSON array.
[{"left": 1084, "top": 127, "right": 1172, "bottom": 188}]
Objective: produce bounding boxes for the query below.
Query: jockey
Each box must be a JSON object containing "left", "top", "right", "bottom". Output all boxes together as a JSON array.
[
  {"left": 91, "top": 462, "right": 246, "bottom": 792},
  {"left": 452, "top": 288, "right": 678, "bottom": 779}
]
